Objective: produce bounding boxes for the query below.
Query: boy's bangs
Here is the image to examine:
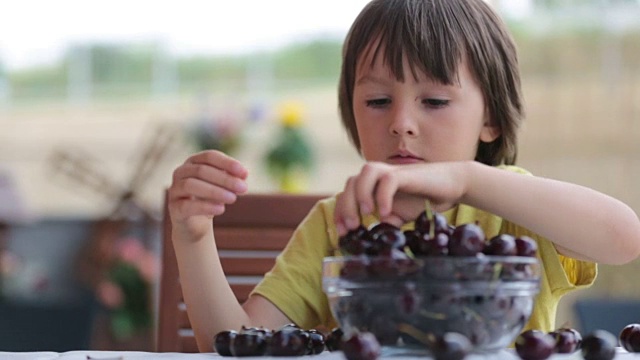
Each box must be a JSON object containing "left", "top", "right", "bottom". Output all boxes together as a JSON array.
[{"left": 363, "top": 2, "right": 464, "bottom": 85}]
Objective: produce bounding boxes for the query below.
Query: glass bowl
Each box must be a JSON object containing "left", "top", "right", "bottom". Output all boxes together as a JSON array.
[{"left": 322, "top": 255, "right": 541, "bottom": 356}]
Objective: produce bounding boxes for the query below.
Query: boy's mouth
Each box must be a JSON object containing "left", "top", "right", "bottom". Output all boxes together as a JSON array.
[{"left": 388, "top": 151, "right": 423, "bottom": 164}]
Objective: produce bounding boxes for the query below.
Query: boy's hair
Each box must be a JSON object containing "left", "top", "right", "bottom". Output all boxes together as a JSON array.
[{"left": 338, "top": 0, "right": 523, "bottom": 166}]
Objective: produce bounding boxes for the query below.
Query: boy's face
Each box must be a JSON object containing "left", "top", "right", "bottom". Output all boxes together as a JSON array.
[{"left": 352, "top": 50, "right": 499, "bottom": 164}]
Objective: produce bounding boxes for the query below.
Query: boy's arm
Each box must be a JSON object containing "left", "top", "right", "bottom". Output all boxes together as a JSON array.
[
  {"left": 168, "top": 151, "right": 292, "bottom": 352},
  {"left": 462, "top": 161, "right": 640, "bottom": 265},
  {"left": 172, "top": 220, "right": 292, "bottom": 352}
]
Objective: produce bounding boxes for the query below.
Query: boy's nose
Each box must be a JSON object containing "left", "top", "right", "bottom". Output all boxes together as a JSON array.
[{"left": 389, "top": 106, "right": 418, "bottom": 136}]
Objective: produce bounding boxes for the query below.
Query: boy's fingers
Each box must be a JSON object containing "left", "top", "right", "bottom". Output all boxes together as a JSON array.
[
  {"left": 375, "top": 174, "right": 398, "bottom": 217},
  {"left": 173, "top": 162, "right": 247, "bottom": 195},
  {"left": 188, "top": 150, "right": 249, "bottom": 179},
  {"left": 354, "top": 164, "right": 381, "bottom": 216},
  {"left": 335, "top": 178, "right": 361, "bottom": 235}
]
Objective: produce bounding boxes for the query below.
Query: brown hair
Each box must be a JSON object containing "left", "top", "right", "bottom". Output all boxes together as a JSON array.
[{"left": 338, "top": 0, "right": 524, "bottom": 165}]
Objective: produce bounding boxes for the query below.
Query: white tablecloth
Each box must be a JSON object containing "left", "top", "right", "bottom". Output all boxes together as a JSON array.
[{"left": 0, "top": 349, "right": 634, "bottom": 359}]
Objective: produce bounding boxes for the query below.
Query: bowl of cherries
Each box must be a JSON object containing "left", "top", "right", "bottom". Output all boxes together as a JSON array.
[{"left": 322, "top": 207, "right": 541, "bottom": 356}]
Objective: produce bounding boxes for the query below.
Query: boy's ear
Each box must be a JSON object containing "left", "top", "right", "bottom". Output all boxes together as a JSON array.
[{"left": 479, "top": 120, "right": 500, "bottom": 143}]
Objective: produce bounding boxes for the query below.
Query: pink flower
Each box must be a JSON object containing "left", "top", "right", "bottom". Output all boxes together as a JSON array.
[
  {"left": 97, "top": 280, "right": 124, "bottom": 309},
  {"left": 137, "top": 252, "right": 160, "bottom": 283},
  {"left": 116, "top": 237, "right": 145, "bottom": 263}
]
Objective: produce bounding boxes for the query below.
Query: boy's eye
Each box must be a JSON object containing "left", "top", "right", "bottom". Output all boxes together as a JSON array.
[
  {"left": 423, "top": 98, "right": 449, "bottom": 107},
  {"left": 365, "top": 98, "right": 390, "bottom": 107}
]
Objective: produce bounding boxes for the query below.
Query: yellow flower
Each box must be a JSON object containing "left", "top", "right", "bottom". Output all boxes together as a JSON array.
[{"left": 279, "top": 102, "right": 304, "bottom": 128}]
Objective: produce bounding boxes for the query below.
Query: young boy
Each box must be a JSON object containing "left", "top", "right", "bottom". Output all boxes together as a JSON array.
[{"left": 167, "top": 0, "right": 640, "bottom": 352}]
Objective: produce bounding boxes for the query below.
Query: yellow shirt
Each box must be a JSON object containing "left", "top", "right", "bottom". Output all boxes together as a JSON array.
[{"left": 251, "top": 165, "right": 597, "bottom": 332}]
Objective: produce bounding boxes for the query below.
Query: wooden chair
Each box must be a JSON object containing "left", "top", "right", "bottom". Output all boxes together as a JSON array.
[{"left": 156, "top": 192, "right": 326, "bottom": 352}]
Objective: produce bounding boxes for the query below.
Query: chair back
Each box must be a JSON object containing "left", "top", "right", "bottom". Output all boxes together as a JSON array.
[{"left": 156, "top": 192, "right": 326, "bottom": 352}]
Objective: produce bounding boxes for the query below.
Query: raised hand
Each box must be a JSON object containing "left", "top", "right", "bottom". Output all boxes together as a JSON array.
[
  {"left": 334, "top": 161, "right": 468, "bottom": 235},
  {"left": 168, "top": 150, "right": 249, "bottom": 237}
]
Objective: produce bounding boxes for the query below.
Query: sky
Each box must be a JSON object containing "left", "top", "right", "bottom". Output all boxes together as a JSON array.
[{"left": 0, "top": 0, "right": 372, "bottom": 70}]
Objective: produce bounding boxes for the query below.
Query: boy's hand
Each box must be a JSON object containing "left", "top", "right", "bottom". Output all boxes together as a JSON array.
[
  {"left": 168, "top": 150, "right": 248, "bottom": 237},
  {"left": 334, "top": 161, "right": 468, "bottom": 236}
]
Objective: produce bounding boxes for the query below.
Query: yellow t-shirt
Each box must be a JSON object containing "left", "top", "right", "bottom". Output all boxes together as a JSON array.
[{"left": 251, "top": 165, "right": 597, "bottom": 333}]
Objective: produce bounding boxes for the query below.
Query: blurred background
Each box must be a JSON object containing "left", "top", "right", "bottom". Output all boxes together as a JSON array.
[{"left": 0, "top": 0, "right": 639, "bottom": 352}]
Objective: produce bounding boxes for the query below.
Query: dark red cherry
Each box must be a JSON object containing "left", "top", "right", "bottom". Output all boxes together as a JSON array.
[
  {"left": 581, "top": 330, "right": 617, "bottom": 360},
  {"left": 515, "top": 236, "right": 538, "bottom": 257},
  {"left": 339, "top": 225, "right": 370, "bottom": 255},
  {"left": 432, "top": 212, "right": 449, "bottom": 234},
  {"left": 342, "top": 332, "right": 381, "bottom": 360},
  {"left": 620, "top": 323, "right": 640, "bottom": 353},
  {"left": 484, "top": 234, "right": 517, "bottom": 256},
  {"left": 448, "top": 223, "right": 485, "bottom": 256},
  {"left": 515, "top": 329, "right": 555, "bottom": 360},
  {"left": 414, "top": 210, "right": 431, "bottom": 233},
  {"left": 325, "top": 327, "right": 344, "bottom": 351},
  {"left": 427, "top": 232, "right": 450, "bottom": 256},
  {"left": 368, "top": 248, "right": 416, "bottom": 277},
  {"left": 367, "top": 222, "right": 405, "bottom": 254},
  {"left": 213, "top": 330, "right": 237, "bottom": 356},
  {"left": 430, "top": 332, "right": 472, "bottom": 360},
  {"left": 549, "top": 327, "right": 582, "bottom": 353},
  {"left": 231, "top": 330, "right": 268, "bottom": 356},
  {"left": 405, "top": 231, "right": 448, "bottom": 256},
  {"left": 404, "top": 230, "right": 424, "bottom": 254},
  {"left": 266, "top": 328, "right": 308, "bottom": 356},
  {"left": 306, "top": 329, "right": 326, "bottom": 355},
  {"left": 415, "top": 210, "right": 448, "bottom": 235},
  {"left": 339, "top": 255, "right": 370, "bottom": 279}
]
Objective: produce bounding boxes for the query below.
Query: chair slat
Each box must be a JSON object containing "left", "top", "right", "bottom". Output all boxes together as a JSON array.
[
  {"left": 178, "top": 280, "right": 263, "bottom": 303},
  {"left": 179, "top": 308, "right": 191, "bottom": 328},
  {"left": 212, "top": 194, "right": 323, "bottom": 228},
  {"left": 220, "top": 257, "right": 277, "bottom": 276},
  {"left": 215, "top": 228, "right": 293, "bottom": 250}
]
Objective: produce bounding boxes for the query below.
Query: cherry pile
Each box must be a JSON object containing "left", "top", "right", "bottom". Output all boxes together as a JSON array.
[
  {"left": 338, "top": 208, "right": 539, "bottom": 281},
  {"left": 514, "top": 322, "right": 640, "bottom": 360},
  {"left": 331, "top": 208, "right": 540, "bottom": 352},
  {"left": 341, "top": 330, "right": 471, "bottom": 360},
  {"left": 213, "top": 324, "right": 325, "bottom": 357}
]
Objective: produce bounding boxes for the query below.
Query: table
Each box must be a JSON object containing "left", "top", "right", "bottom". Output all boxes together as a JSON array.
[{"left": 0, "top": 349, "right": 635, "bottom": 360}]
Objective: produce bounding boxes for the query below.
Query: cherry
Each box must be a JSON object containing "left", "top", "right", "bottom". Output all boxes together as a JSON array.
[
  {"left": 448, "top": 223, "right": 485, "bottom": 256},
  {"left": 325, "top": 327, "right": 344, "bottom": 351},
  {"left": 515, "top": 329, "right": 555, "bottom": 360},
  {"left": 515, "top": 236, "right": 538, "bottom": 257},
  {"left": 231, "top": 330, "right": 269, "bottom": 357},
  {"left": 548, "top": 327, "right": 582, "bottom": 353},
  {"left": 484, "top": 234, "right": 517, "bottom": 256},
  {"left": 620, "top": 323, "right": 640, "bottom": 353},
  {"left": 339, "top": 225, "right": 370, "bottom": 255},
  {"left": 367, "top": 248, "right": 416, "bottom": 278},
  {"left": 213, "top": 330, "right": 237, "bottom": 356},
  {"left": 415, "top": 210, "right": 448, "bottom": 235},
  {"left": 342, "top": 332, "right": 381, "bottom": 360},
  {"left": 424, "top": 232, "right": 449, "bottom": 256},
  {"left": 266, "top": 328, "right": 308, "bottom": 356},
  {"left": 306, "top": 329, "right": 326, "bottom": 355},
  {"left": 367, "top": 223, "right": 405, "bottom": 254},
  {"left": 405, "top": 229, "right": 425, "bottom": 254},
  {"left": 429, "top": 332, "right": 472, "bottom": 360},
  {"left": 581, "top": 330, "right": 617, "bottom": 360},
  {"left": 414, "top": 210, "right": 431, "bottom": 234},
  {"left": 406, "top": 231, "right": 448, "bottom": 256},
  {"left": 339, "top": 255, "right": 370, "bottom": 279}
]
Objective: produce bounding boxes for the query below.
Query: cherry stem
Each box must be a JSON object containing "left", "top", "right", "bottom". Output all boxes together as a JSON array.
[{"left": 425, "top": 200, "right": 435, "bottom": 238}]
